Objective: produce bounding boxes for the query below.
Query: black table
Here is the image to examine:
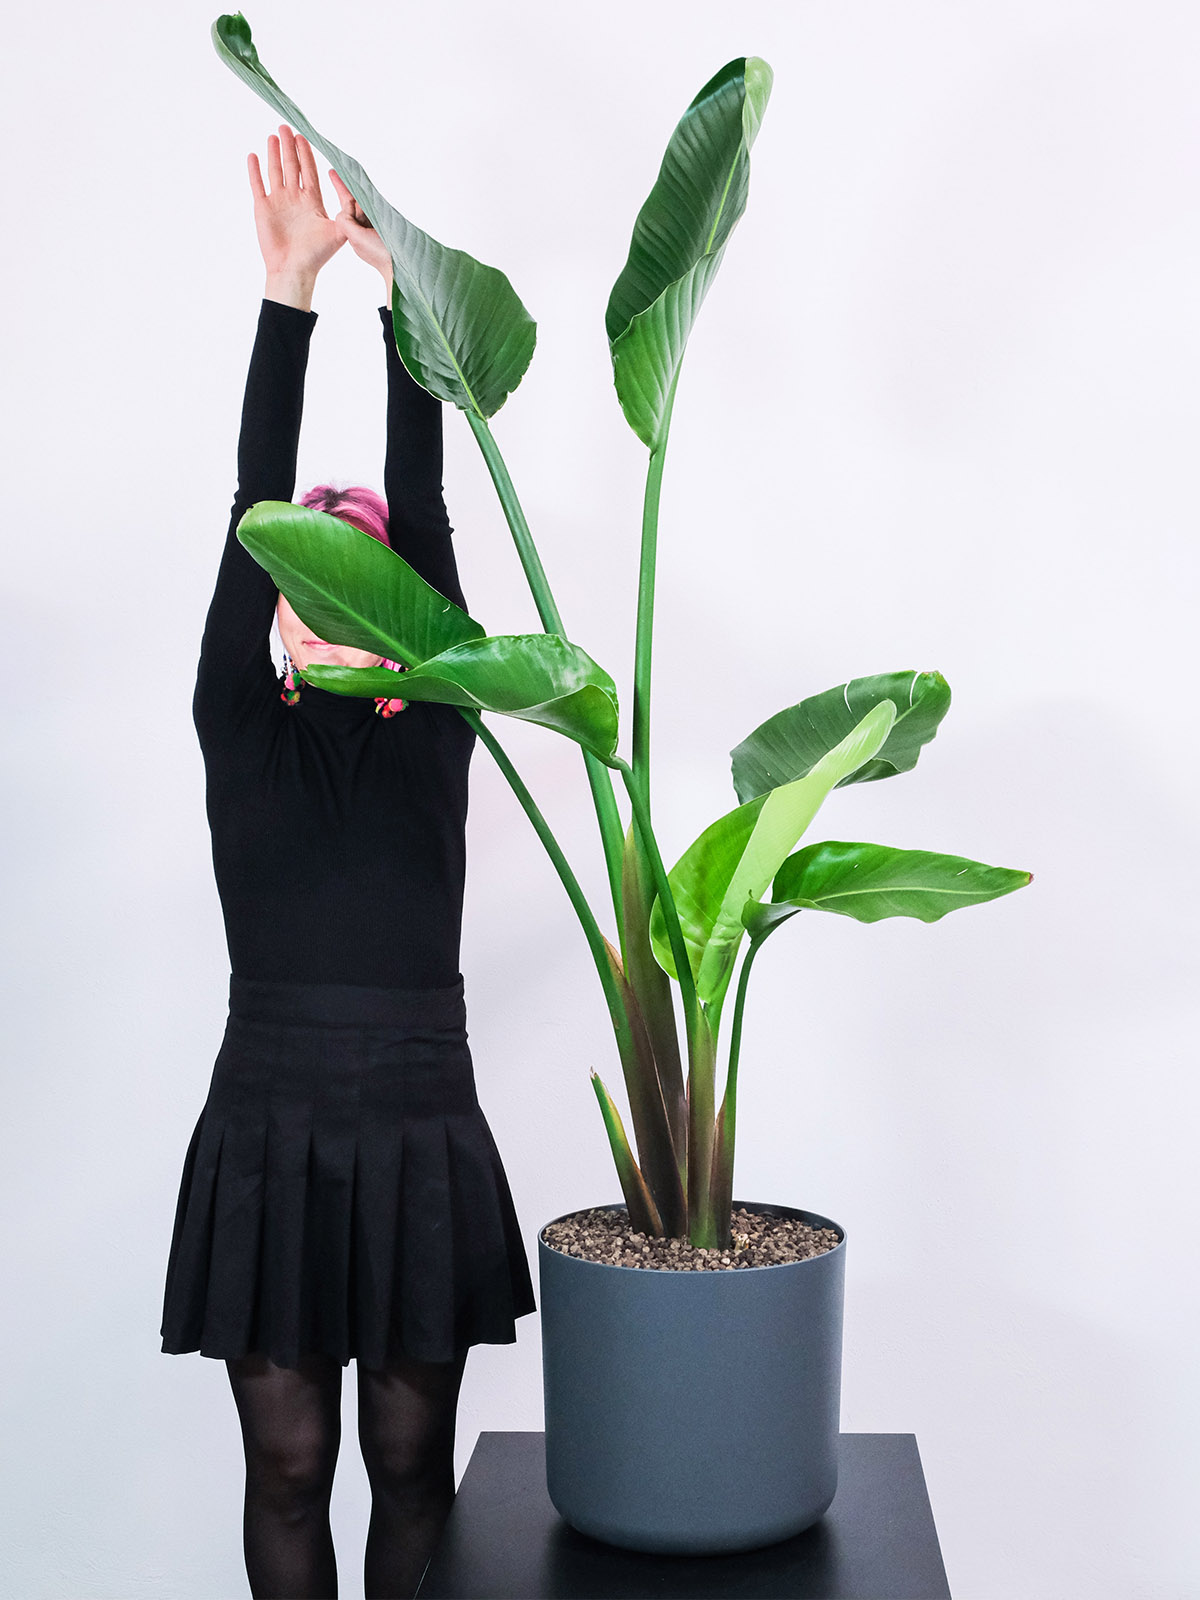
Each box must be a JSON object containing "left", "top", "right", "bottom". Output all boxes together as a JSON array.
[{"left": 417, "top": 1432, "right": 951, "bottom": 1599}]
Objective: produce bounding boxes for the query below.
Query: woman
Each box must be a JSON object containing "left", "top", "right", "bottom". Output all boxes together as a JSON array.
[{"left": 161, "top": 125, "right": 534, "bottom": 1600}]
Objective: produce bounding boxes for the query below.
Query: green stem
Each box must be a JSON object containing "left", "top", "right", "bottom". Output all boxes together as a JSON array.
[
  {"left": 464, "top": 711, "right": 631, "bottom": 1057},
  {"left": 604, "top": 939, "right": 687, "bottom": 1236},
  {"left": 466, "top": 412, "right": 562, "bottom": 631},
  {"left": 686, "top": 1011, "right": 718, "bottom": 1245},
  {"left": 711, "top": 939, "right": 760, "bottom": 1244},
  {"left": 724, "top": 939, "right": 758, "bottom": 1128},
  {"left": 617, "top": 757, "right": 721, "bottom": 1246},
  {"left": 584, "top": 756, "right": 628, "bottom": 944},
  {"left": 465, "top": 411, "right": 626, "bottom": 931},
  {"left": 620, "top": 826, "right": 686, "bottom": 1166},
  {"left": 467, "top": 711, "right": 688, "bottom": 1234},
  {"left": 614, "top": 762, "right": 698, "bottom": 1048},
  {"left": 631, "top": 375, "right": 680, "bottom": 794}
]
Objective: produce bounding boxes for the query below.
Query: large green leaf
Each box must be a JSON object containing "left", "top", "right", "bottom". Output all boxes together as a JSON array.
[
  {"left": 607, "top": 56, "right": 772, "bottom": 449},
  {"left": 212, "top": 14, "right": 535, "bottom": 417},
  {"left": 305, "top": 635, "right": 620, "bottom": 759},
  {"left": 649, "top": 700, "right": 896, "bottom": 1014},
  {"left": 237, "top": 500, "right": 483, "bottom": 665},
  {"left": 744, "top": 841, "right": 1032, "bottom": 934},
  {"left": 731, "top": 671, "right": 951, "bottom": 804}
]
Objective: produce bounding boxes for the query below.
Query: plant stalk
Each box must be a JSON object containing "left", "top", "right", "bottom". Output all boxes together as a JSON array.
[
  {"left": 614, "top": 762, "right": 698, "bottom": 1048},
  {"left": 631, "top": 375, "right": 680, "bottom": 793},
  {"left": 464, "top": 711, "right": 631, "bottom": 1059},
  {"left": 465, "top": 412, "right": 626, "bottom": 930},
  {"left": 687, "top": 1012, "right": 718, "bottom": 1246},
  {"left": 604, "top": 941, "right": 687, "bottom": 1236},
  {"left": 616, "top": 759, "right": 724, "bottom": 1244},
  {"left": 465, "top": 412, "right": 562, "bottom": 632},
  {"left": 620, "top": 827, "right": 687, "bottom": 1166},
  {"left": 711, "top": 938, "right": 760, "bottom": 1247}
]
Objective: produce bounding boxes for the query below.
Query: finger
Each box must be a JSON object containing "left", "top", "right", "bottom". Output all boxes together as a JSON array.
[
  {"left": 266, "top": 133, "right": 283, "bottom": 194},
  {"left": 335, "top": 179, "right": 372, "bottom": 231},
  {"left": 296, "top": 133, "right": 322, "bottom": 196},
  {"left": 279, "top": 124, "right": 300, "bottom": 188},
  {"left": 328, "top": 168, "right": 352, "bottom": 210},
  {"left": 247, "top": 152, "right": 266, "bottom": 202}
]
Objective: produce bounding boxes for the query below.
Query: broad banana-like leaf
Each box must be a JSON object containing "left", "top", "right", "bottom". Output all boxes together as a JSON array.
[
  {"left": 650, "top": 701, "right": 896, "bottom": 1014},
  {"left": 742, "top": 841, "right": 1032, "bottom": 935},
  {"left": 238, "top": 501, "right": 483, "bottom": 664},
  {"left": 212, "top": 14, "right": 535, "bottom": 417},
  {"left": 731, "top": 671, "right": 951, "bottom": 804},
  {"left": 305, "top": 635, "right": 620, "bottom": 760},
  {"left": 607, "top": 56, "right": 772, "bottom": 449}
]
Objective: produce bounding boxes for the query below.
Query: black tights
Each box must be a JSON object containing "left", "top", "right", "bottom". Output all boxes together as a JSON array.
[{"left": 227, "top": 1348, "right": 466, "bottom": 1599}]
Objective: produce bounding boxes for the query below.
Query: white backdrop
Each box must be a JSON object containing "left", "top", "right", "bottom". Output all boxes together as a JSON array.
[{"left": 2, "top": 2, "right": 1197, "bottom": 1596}]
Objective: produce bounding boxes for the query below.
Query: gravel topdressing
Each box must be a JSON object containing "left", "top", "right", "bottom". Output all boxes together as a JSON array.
[{"left": 541, "top": 1205, "right": 842, "bottom": 1271}]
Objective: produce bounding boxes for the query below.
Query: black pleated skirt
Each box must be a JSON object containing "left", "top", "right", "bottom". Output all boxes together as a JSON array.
[{"left": 160, "top": 977, "right": 535, "bottom": 1369}]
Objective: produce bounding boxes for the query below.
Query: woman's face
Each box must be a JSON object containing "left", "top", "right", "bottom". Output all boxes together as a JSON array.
[{"left": 276, "top": 594, "right": 384, "bottom": 674}]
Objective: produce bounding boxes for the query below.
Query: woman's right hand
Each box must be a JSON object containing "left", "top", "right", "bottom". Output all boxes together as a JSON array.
[{"left": 249, "top": 125, "right": 344, "bottom": 311}]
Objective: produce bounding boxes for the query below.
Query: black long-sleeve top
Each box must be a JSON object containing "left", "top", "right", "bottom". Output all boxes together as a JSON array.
[{"left": 193, "top": 300, "right": 474, "bottom": 990}]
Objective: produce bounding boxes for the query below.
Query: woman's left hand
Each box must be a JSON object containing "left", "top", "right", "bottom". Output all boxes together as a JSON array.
[{"left": 329, "top": 170, "right": 394, "bottom": 297}]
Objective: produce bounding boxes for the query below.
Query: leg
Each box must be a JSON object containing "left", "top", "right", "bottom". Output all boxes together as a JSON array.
[
  {"left": 227, "top": 1352, "right": 343, "bottom": 1599},
  {"left": 357, "top": 1348, "right": 467, "bottom": 1600}
]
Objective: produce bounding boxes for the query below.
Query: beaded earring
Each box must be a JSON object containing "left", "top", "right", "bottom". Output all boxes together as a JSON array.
[
  {"left": 281, "top": 652, "right": 406, "bottom": 714},
  {"left": 280, "top": 652, "right": 301, "bottom": 706},
  {"left": 374, "top": 657, "right": 407, "bottom": 718}
]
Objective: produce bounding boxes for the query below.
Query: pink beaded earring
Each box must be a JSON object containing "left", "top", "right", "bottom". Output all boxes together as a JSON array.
[
  {"left": 374, "top": 657, "right": 407, "bottom": 718},
  {"left": 280, "top": 652, "right": 301, "bottom": 706},
  {"left": 281, "top": 652, "right": 406, "bottom": 715}
]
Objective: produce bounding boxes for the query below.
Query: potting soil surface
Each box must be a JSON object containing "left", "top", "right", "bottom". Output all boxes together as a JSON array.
[{"left": 541, "top": 1206, "right": 841, "bottom": 1269}]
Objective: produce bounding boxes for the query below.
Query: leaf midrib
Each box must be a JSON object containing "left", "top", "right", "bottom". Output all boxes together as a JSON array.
[
  {"left": 798, "top": 883, "right": 992, "bottom": 904},
  {"left": 263, "top": 563, "right": 402, "bottom": 651},
  {"left": 393, "top": 264, "right": 484, "bottom": 418},
  {"left": 702, "top": 140, "right": 742, "bottom": 255}
]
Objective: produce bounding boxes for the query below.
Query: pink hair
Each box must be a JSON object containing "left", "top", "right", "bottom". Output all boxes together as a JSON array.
[
  {"left": 294, "top": 484, "right": 403, "bottom": 675},
  {"left": 300, "top": 483, "right": 390, "bottom": 547}
]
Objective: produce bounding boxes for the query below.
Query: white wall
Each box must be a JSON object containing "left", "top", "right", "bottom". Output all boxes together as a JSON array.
[{"left": 2, "top": 1, "right": 1197, "bottom": 1595}]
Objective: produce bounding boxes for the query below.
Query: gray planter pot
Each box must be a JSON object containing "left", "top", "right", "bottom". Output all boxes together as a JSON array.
[{"left": 539, "top": 1200, "right": 845, "bottom": 1555}]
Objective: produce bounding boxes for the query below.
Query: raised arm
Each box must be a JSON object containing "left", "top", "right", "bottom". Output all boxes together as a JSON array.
[
  {"left": 379, "top": 311, "right": 465, "bottom": 610},
  {"left": 331, "top": 172, "right": 467, "bottom": 611},
  {"left": 194, "top": 129, "right": 344, "bottom": 742}
]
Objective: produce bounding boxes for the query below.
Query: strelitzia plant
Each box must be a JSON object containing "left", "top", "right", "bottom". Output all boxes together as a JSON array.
[{"left": 214, "top": 14, "right": 1031, "bottom": 1249}]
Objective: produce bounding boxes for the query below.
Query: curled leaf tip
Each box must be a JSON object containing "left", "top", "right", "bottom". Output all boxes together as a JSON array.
[
  {"left": 212, "top": 10, "right": 534, "bottom": 415},
  {"left": 212, "top": 12, "right": 251, "bottom": 51}
]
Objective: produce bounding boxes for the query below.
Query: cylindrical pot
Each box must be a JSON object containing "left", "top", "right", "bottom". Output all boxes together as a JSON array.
[{"left": 539, "top": 1200, "right": 845, "bottom": 1555}]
